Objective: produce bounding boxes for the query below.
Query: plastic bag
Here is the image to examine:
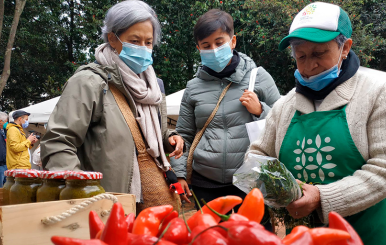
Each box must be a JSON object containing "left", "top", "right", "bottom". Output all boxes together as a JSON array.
[{"left": 233, "top": 154, "right": 302, "bottom": 208}]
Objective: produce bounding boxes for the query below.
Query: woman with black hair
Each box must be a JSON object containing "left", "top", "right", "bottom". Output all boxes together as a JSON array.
[{"left": 170, "top": 9, "right": 281, "bottom": 226}]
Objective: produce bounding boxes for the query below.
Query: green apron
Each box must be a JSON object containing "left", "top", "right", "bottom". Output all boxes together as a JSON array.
[{"left": 279, "top": 105, "right": 386, "bottom": 245}]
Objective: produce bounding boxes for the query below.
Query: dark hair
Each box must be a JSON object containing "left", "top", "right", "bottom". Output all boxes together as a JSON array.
[{"left": 194, "top": 9, "right": 234, "bottom": 43}]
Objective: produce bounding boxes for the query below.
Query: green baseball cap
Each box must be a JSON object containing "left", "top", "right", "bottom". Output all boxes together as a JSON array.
[{"left": 279, "top": 2, "right": 352, "bottom": 51}]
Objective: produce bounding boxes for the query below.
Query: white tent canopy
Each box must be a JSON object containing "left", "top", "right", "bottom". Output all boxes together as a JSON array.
[
  {"left": 9, "top": 96, "right": 60, "bottom": 124},
  {"left": 166, "top": 89, "right": 185, "bottom": 116}
]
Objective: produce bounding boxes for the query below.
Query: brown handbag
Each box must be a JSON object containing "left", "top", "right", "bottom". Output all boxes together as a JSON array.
[
  {"left": 186, "top": 83, "right": 232, "bottom": 184},
  {"left": 109, "top": 84, "right": 180, "bottom": 214}
]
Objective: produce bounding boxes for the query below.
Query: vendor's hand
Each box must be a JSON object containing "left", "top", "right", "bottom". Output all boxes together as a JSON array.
[
  {"left": 178, "top": 177, "right": 192, "bottom": 203},
  {"left": 27, "top": 134, "right": 38, "bottom": 144},
  {"left": 239, "top": 90, "right": 262, "bottom": 116},
  {"left": 168, "top": 135, "right": 184, "bottom": 159},
  {"left": 287, "top": 180, "right": 321, "bottom": 219}
]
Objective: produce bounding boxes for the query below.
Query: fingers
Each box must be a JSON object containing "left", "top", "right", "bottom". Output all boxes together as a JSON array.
[
  {"left": 168, "top": 136, "right": 176, "bottom": 146},
  {"left": 169, "top": 136, "right": 184, "bottom": 159},
  {"left": 175, "top": 139, "right": 184, "bottom": 159},
  {"left": 180, "top": 194, "right": 191, "bottom": 203}
]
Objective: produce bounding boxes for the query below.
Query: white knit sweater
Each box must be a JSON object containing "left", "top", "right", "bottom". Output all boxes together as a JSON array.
[{"left": 246, "top": 69, "right": 386, "bottom": 223}]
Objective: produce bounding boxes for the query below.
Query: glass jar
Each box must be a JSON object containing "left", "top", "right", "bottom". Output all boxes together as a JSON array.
[
  {"left": 9, "top": 170, "right": 41, "bottom": 205},
  {"left": 2, "top": 170, "right": 15, "bottom": 206},
  {"left": 37, "top": 171, "right": 67, "bottom": 202},
  {"left": 59, "top": 171, "right": 105, "bottom": 200}
]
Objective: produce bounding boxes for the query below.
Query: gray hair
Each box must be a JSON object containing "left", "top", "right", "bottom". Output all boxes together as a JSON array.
[
  {"left": 289, "top": 34, "right": 348, "bottom": 58},
  {"left": 0, "top": 112, "right": 8, "bottom": 122},
  {"left": 101, "top": 0, "right": 161, "bottom": 46}
]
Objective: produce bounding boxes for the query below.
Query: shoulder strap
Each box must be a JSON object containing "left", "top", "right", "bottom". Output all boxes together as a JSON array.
[
  {"left": 248, "top": 67, "right": 261, "bottom": 92},
  {"left": 186, "top": 82, "right": 232, "bottom": 182},
  {"left": 109, "top": 84, "right": 147, "bottom": 155}
]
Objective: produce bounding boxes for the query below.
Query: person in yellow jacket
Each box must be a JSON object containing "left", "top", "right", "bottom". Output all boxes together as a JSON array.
[{"left": 6, "top": 110, "right": 38, "bottom": 169}]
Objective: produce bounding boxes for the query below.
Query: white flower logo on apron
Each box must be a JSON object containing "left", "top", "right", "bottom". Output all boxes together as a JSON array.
[{"left": 293, "top": 134, "right": 336, "bottom": 182}]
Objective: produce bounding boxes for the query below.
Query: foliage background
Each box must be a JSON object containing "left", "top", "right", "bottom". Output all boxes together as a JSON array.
[{"left": 0, "top": 0, "right": 385, "bottom": 111}]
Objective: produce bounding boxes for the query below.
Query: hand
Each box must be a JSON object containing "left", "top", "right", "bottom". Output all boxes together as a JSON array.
[
  {"left": 168, "top": 135, "right": 184, "bottom": 159},
  {"left": 287, "top": 180, "right": 321, "bottom": 219},
  {"left": 27, "top": 134, "right": 37, "bottom": 144},
  {"left": 178, "top": 178, "right": 192, "bottom": 203},
  {"left": 239, "top": 90, "right": 262, "bottom": 116}
]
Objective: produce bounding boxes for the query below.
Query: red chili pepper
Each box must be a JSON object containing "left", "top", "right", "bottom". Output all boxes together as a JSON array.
[
  {"left": 51, "top": 237, "right": 108, "bottom": 245},
  {"left": 228, "top": 213, "right": 249, "bottom": 221},
  {"left": 89, "top": 210, "right": 105, "bottom": 239},
  {"left": 228, "top": 225, "right": 283, "bottom": 245},
  {"left": 187, "top": 196, "right": 242, "bottom": 229},
  {"left": 190, "top": 226, "right": 228, "bottom": 245},
  {"left": 100, "top": 202, "right": 128, "bottom": 245},
  {"left": 282, "top": 225, "right": 310, "bottom": 245},
  {"left": 127, "top": 232, "right": 177, "bottom": 245},
  {"left": 201, "top": 198, "right": 249, "bottom": 222},
  {"left": 288, "top": 231, "right": 314, "bottom": 245},
  {"left": 328, "top": 211, "right": 363, "bottom": 245},
  {"left": 132, "top": 205, "right": 174, "bottom": 236},
  {"left": 126, "top": 213, "right": 135, "bottom": 233},
  {"left": 237, "top": 188, "right": 265, "bottom": 223},
  {"left": 161, "top": 217, "right": 190, "bottom": 244},
  {"left": 309, "top": 227, "right": 351, "bottom": 245},
  {"left": 196, "top": 213, "right": 218, "bottom": 228},
  {"left": 212, "top": 220, "right": 264, "bottom": 238},
  {"left": 158, "top": 210, "right": 179, "bottom": 236}
]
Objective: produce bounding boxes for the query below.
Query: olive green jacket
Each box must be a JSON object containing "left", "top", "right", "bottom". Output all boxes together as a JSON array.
[{"left": 41, "top": 63, "right": 176, "bottom": 193}]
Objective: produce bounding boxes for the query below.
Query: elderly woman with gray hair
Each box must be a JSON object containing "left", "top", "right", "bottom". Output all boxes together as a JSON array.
[
  {"left": 41, "top": 0, "right": 185, "bottom": 208},
  {"left": 246, "top": 2, "right": 386, "bottom": 243}
]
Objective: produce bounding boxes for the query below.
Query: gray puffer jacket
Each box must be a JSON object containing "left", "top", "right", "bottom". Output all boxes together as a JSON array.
[{"left": 171, "top": 52, "right": 281, "bottom": 183}]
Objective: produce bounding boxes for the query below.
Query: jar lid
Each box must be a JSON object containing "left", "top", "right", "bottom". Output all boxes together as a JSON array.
[
  {"left": 64, "top": 171, "right": 103, "bottom": 180},
  {"left": 40, "top": 171, "right": 69, "bottom": 179},
  {"left": 4, "top": 170, "right": 16, "bottom": 177},
  {"left": 13, "top": 170, "right": 41, "bottom": 178}
]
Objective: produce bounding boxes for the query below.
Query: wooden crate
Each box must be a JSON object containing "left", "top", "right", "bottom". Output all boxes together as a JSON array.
[{"left": 0, "top": 190, "right": 135, "bottom": 245}]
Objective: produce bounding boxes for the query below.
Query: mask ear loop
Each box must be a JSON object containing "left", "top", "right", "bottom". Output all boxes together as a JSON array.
[
  {"left": 337, "top": 44, "right": 345, "bottom": 71},
  {"left": 113, "top": 33, "right": 122, "bottom": 54}
]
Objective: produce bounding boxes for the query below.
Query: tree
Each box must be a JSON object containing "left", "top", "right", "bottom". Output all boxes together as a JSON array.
[{"left": 0, "top": 0, "right": 27, "bottom": 95}]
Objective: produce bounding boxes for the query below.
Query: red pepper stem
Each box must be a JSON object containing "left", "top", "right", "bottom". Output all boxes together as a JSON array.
[
  {"left": 188, "top": 225, "right": 228, "bottom": 245},
  {"left": 182, "top": 205, "right": 192, "bottom": 233},
  {"left": 190, "top": 189, "right": 203, "bottom": 214},
  {"left": 155, "top": 222, "right": 172, "bottom": 244},
  {"left": 200, "top": 198, "right": 230, "bottom": 221}
]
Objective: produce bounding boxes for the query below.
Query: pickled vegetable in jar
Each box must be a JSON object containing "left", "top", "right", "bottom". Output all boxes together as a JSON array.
[
  {"left": 37, "top": 171, "right": 67, "bottom": 202},
  {"left": 60, "top": 171, "right": 105, "bottom": 200},
  {"left": 3, "top": 170, "right": 16, "bottom": 206},
  {"left": 9, "top": 170, "right": 41, "bottom": 205}
]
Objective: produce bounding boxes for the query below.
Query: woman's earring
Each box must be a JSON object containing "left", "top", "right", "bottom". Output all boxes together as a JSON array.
[{"left": 113, "top": 49, "right": 118, "bottom": 54}]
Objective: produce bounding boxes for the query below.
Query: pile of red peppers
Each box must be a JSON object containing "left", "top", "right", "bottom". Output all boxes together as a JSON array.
[{"left": 51, "top": 188, "right": 363, "bottom": 245}]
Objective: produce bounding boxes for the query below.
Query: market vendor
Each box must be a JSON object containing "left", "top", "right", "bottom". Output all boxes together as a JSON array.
[
  {"left": 246, "top": 2, "right": 386, "bottom": 244},
  {"left": 41, "top": 1, "right": 184, "bottom": 207}
]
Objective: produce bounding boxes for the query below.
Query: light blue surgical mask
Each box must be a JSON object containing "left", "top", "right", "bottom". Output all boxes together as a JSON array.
[
  {"left": 22, "top": 119, "right": 29, "bottom": 129},
  {"left": 116, "top": 35, "right": 153, "bottom": 74},
  {"left": 200, "top": 39, "right": 234, "bottom": 73},
  {"left": 294, "top": 47, "right": 344, "bottom": 91}
]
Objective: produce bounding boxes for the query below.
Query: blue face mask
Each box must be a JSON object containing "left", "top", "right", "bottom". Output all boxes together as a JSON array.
[
  {"left": 116, "top": 35, "right": 153, "bottom": 74},
  {"left": 22, "top": 119, "right": 29, "bottom": 129},
  {"left": 294, "top": 47, "right": 344, "bottom": 91},
  {"left": 200, "top": 39, "right": 234, "bottom": 73},
  {"left": 3, "top": 122, "right": 8, "bottom": 130}
]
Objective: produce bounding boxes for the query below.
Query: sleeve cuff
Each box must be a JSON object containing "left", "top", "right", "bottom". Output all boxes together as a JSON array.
[{"left": 316, "top": 184, "right": 346, "bottom": 224}]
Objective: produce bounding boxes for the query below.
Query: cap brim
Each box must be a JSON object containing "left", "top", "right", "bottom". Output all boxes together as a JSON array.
[{"left": 279, "top": 28, "right": 340, "bottom": 51}]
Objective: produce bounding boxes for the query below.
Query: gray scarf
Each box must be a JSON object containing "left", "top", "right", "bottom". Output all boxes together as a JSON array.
[{"left": 95, "top": 43, "right": 170, "bottom": 171}]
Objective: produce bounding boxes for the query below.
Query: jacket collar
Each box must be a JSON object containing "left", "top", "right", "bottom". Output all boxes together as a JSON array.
[
  {"left": 74, "top": 63, "right": 137, "bottom": 116},
  {"left": 196, "top": 52, "right": 255, "bottom": 84},
  {"left": 295, "top": 71, "right": 358, "bottom": 114}
]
